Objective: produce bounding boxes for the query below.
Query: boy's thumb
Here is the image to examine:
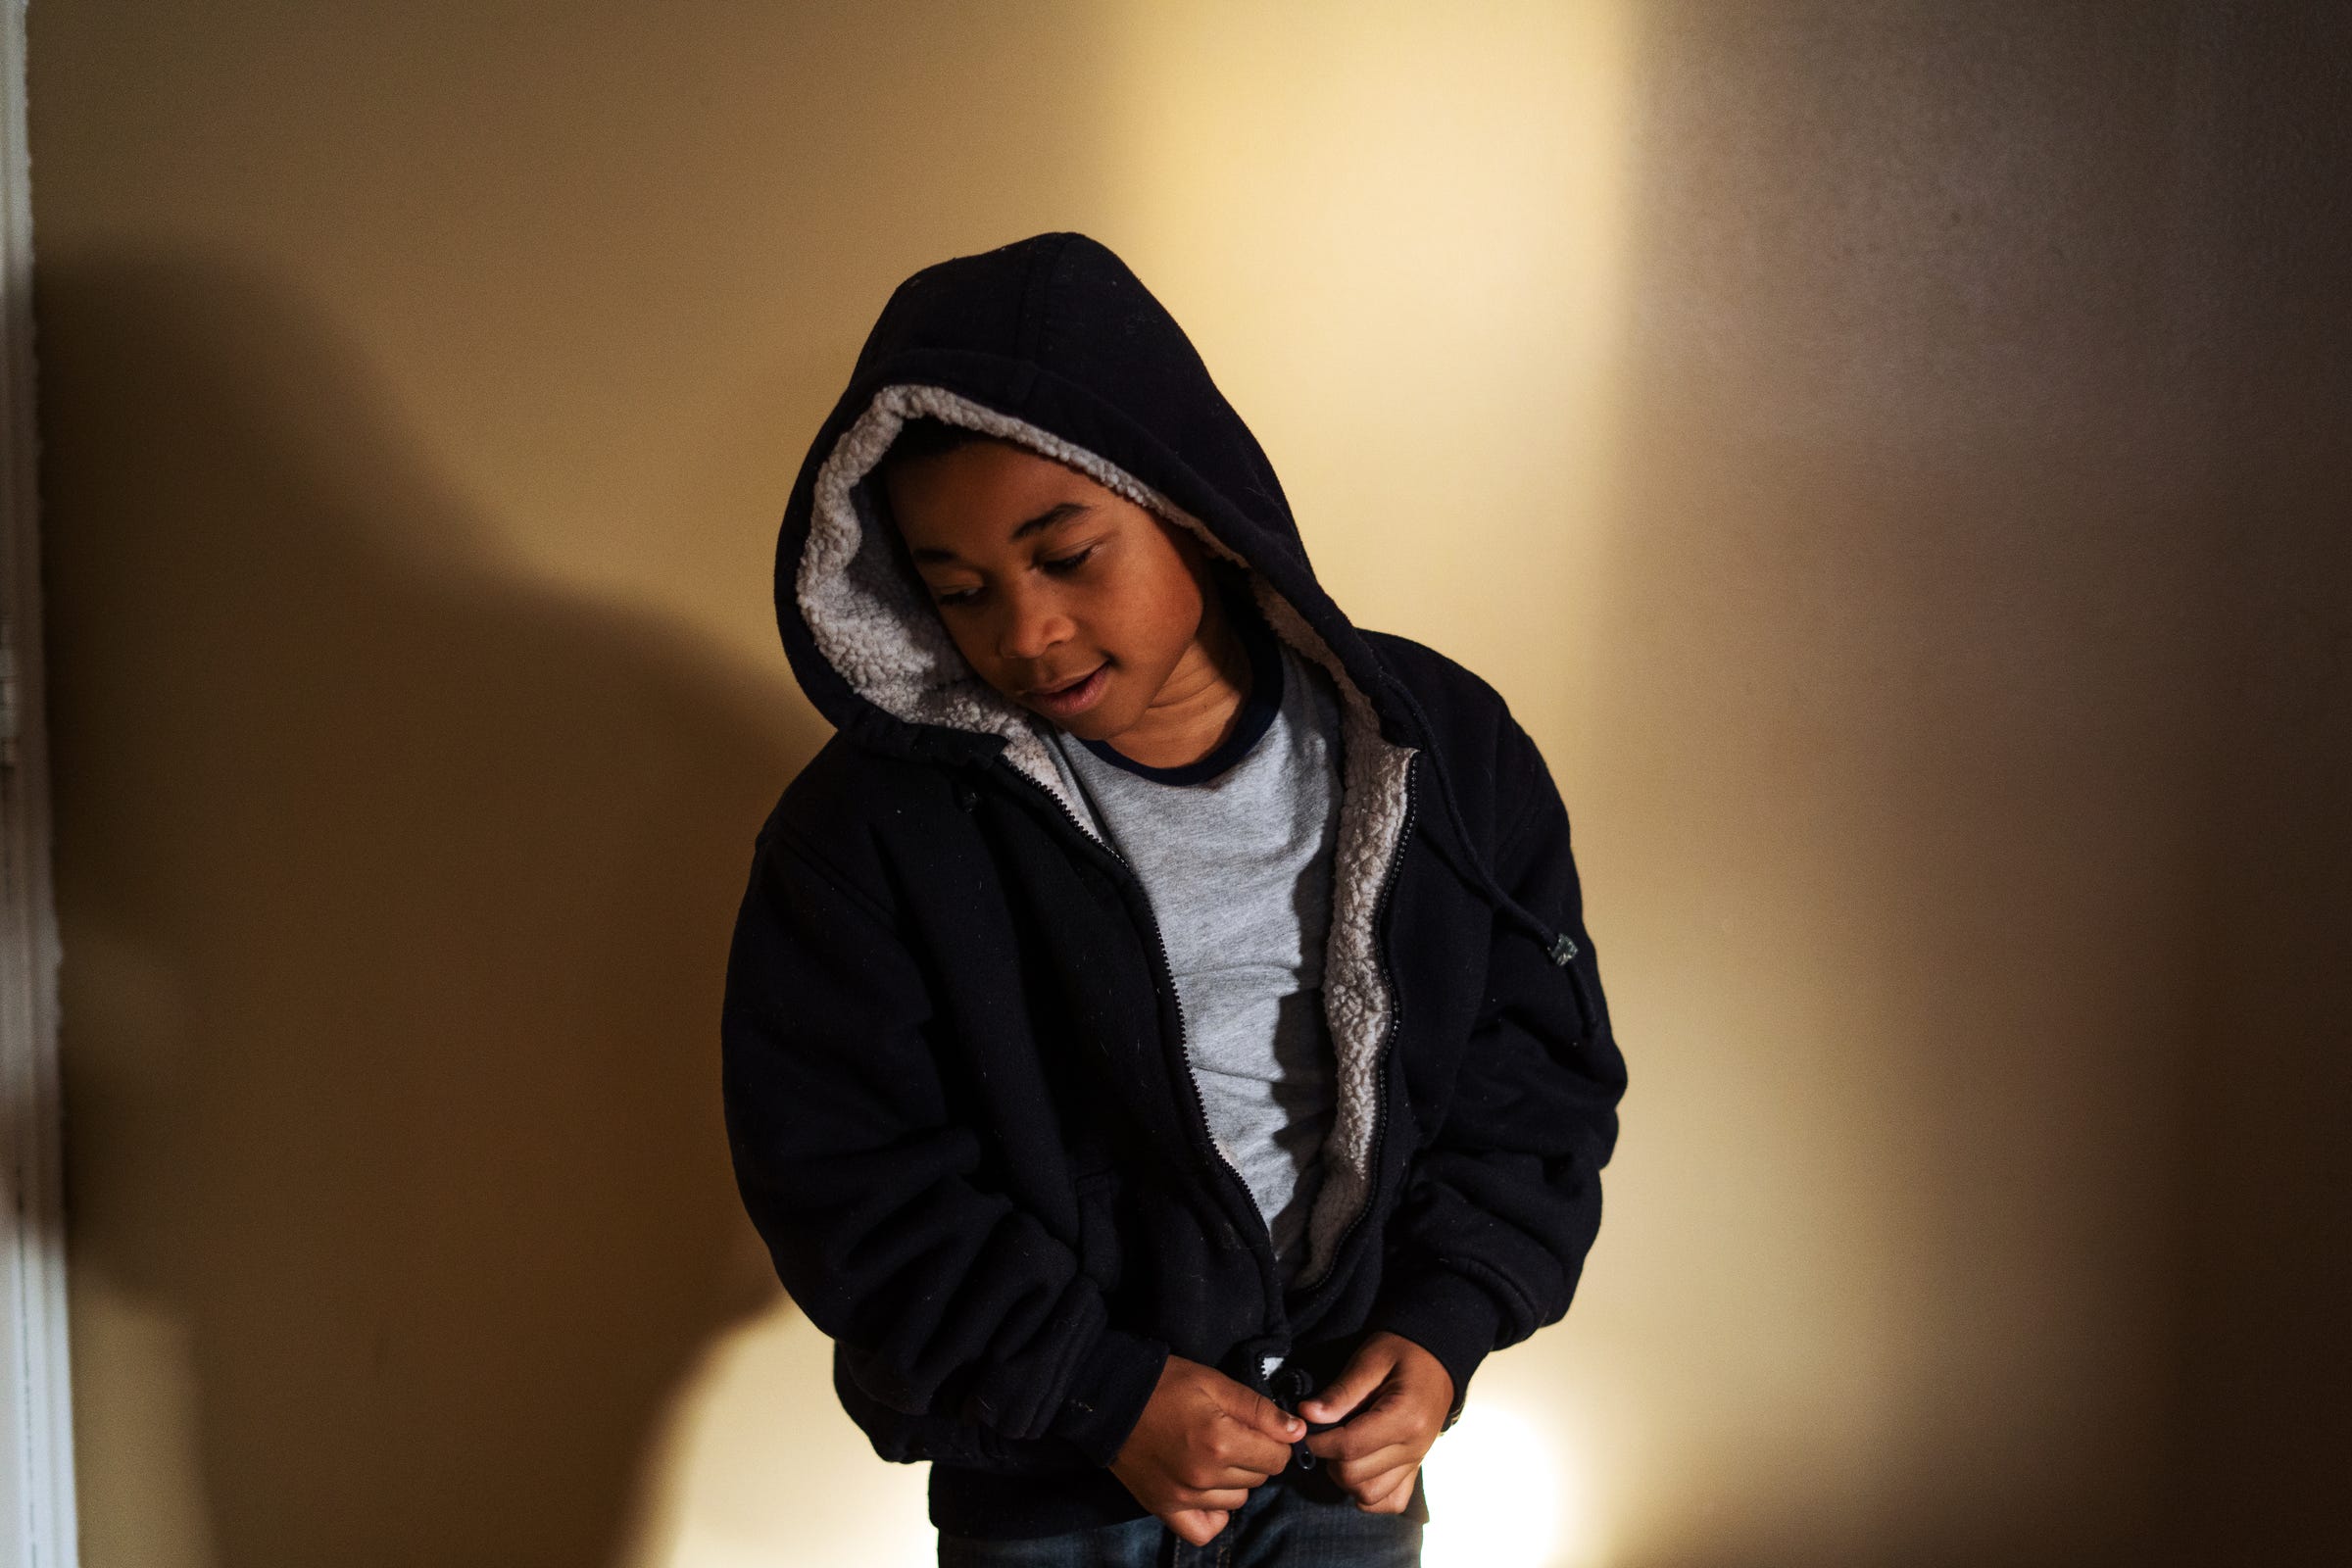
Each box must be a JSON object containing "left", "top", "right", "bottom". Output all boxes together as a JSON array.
[{"left": 1298, "top": 1348, "right": 1391, "bottom": 1424}]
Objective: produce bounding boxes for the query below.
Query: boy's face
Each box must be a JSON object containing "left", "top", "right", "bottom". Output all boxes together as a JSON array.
[{"left": 882, "top": 437, "right": 1217, "bottom": 743}]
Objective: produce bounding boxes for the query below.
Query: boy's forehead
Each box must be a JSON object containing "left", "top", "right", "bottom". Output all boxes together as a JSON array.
[
  {"left": 885, "top": 431, "right": 1072, "bottom": 488},
  {"left": 882, "top": 440, "right": 1108, "bottom": 537}
]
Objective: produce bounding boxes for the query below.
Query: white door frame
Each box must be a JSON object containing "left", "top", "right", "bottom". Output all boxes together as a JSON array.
[{"left": 0, "top": 0, "right": 79, "bottom": 1563}]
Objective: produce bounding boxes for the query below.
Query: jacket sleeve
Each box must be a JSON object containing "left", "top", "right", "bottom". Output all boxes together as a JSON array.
[
  {"left": 1364, "top": 717, "right": 1628, "bottom": 1416},
  {"left": 719, "top": 820, "right": 1170, "bottom": 1467}
]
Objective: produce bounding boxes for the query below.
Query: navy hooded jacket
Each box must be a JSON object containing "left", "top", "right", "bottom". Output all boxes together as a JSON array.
[{"left": 720, "top": 231, "right": 1628, "bottom": 1539}]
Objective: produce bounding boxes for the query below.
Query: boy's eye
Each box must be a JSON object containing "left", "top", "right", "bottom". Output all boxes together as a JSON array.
[{"left": 927, "top": 545, "right": 1100, "bottom": 609}]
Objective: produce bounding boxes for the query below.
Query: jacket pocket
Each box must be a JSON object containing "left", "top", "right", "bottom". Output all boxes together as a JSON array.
[{"left": 834, "top": 1353, "right": 1096, "bottom": 1474}]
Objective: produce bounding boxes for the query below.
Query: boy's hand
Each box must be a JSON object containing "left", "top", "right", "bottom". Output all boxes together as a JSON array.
[
  {"left": 1109, "top": 1354, "right": 1304, "bottom": 1545},
  {"left": 1298, "top": 1331, "right": 1454, "bottom": 1514}
]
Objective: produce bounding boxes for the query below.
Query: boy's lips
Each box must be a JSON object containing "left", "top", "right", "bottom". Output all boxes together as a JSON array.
[{"left": 1024, "top": 662, "right": 1109, "bottom": 718}]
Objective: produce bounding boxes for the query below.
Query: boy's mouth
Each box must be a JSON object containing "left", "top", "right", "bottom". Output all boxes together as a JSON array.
[{"left": 1023, "top": 662, "right": 1109, "bottom": 719}]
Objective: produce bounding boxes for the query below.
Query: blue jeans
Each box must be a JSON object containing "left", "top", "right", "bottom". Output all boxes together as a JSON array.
[{"left": 937, "top": 1476, "right": 1424, "bottom": 1567}]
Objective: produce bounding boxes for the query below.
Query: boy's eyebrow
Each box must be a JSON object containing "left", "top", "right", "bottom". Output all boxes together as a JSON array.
[{"left": 908, "top": 502, "right": 1093, "bottom": 564}]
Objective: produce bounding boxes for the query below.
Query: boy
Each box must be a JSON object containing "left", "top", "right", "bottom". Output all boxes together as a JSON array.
[{"left": 722, "top": 233, "right": 1626, "bottom": 1566}]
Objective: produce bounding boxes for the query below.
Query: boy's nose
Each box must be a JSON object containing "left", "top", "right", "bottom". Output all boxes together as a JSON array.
[{"left": 996, "top": 597, "right": 1070, "bottom": 662}]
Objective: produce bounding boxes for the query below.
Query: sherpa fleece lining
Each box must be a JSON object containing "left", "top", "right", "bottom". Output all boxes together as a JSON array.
[{"left": 794, "top": 382, "right": 1415, "bottom": 1285}]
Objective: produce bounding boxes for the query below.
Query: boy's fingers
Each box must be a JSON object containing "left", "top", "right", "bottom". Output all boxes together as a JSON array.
[
  {"left": 1298, "top": 1344, "right": 1397, "bottom": 1424},
  {"left": 1327, "top": 1442, "right": 1417, "bottom": 1492},
  {"left": 1356, "top": 1465, "right": 1419, "bottom": 1515},
  {"left": 1301, "top": 1396, "right": 1412, "bottom": 1461},
  {"left": 1165, "top": 1507, "right": 1229, "bottom": 1546},
  {"left": 1234, "top": 1387, "right": 1306, "bottom": 1442},
  {"left": 1198, "top": 1459, "right": 1281, "bottom": 1489},
  {"left": 1209, "top": 1416, "right": 1296, "bottom": 1479}
]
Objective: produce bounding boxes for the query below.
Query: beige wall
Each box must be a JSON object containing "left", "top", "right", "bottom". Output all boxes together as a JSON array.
[{"left": 31, "top": 3, "right": 2346, "bottom": 1566}]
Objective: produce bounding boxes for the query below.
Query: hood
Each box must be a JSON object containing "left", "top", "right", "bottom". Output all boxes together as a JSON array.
[
  {"left": 772, "top": 232, "right": 1410, "bottom": 773},
  {"left": 768, "top": 233, "right": 1576, "bottom": 1276}
]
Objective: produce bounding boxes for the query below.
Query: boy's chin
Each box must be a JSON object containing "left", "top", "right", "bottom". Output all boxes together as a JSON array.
[
  {"left": 1014, "top": 690, "right": 1129, "bottom": 740},
  {"left": 1031, "top": 705, "right": 1120, "bottom": 740}
]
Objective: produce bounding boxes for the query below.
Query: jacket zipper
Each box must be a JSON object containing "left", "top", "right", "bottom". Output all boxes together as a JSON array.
[
  {"left": 1293, "top": 753, "right": 1418, "bottom": 1295},
  {"left": 993, "top": 758, "right": 1279, "bottom": 1292}
]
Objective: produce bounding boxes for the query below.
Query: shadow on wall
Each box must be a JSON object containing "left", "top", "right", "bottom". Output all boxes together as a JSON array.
[{"left": 42, "top": 251, "right": 821, "bottom": 1568}]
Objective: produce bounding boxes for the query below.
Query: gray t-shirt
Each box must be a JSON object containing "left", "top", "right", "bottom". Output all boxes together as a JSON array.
[{"left": 1042, "top": 617, "right": 1343, "bottom": 1286}]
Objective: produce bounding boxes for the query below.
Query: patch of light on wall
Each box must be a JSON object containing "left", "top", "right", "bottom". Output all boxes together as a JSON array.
[
  {"left": 621, "top": 1296, "right": 936, "bottom": 1568},
  {"left": 1423, "top": 1399, "right": 1600, "bottom": 1568}
]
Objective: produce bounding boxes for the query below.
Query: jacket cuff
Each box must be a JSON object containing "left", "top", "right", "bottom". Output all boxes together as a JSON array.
[
  {"left": 1046, "top": 1326, "right": 1170, "bottom": 1467},
  {"left": 1366, "top": 1269, "right": 1506, "bottom": 1426}
]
